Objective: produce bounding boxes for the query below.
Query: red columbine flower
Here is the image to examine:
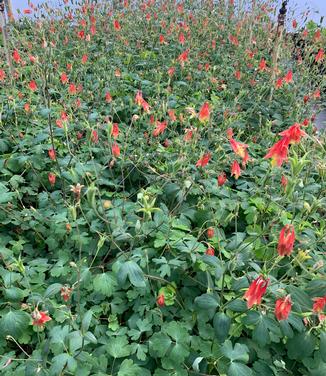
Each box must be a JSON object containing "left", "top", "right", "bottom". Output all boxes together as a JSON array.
[
  {"left": 48, "top": 148, "right": 56, "bottom": 160},
  {"left": 284, "top": 70, "right": 293, "bottom": 83},
  {"left": 217, "top": 171, "right": 227, "bottom": 186},
  {"left": 275, "top": 77, "right": 283, "bottom": 89},
  {"left": 281, "top": 175, "right": 288, "bottom": 189},
  {"left": 205, "top": 247, "right": 215, "bottom": 256},
  {"left": 196, "top": 152, "right": 211, "bottom": 167},
  {"left": 81, "top": 54, "right": 88, "bottom": 64},
  {"left": 313, "top": 296, "right": 326, "bottom": 313},
  {"left": 207, "top": 227, "right": 214, "bottom": 238},
  {"left": 69, "top": 83, "right": 77, "bottom": 94},
  {"left": 264, "top": 137, "right": 290, "bottom": 167},
  {"left": 32, "top": 309, "right": 52, "bottom": 326},
  {"left": 244, "top": 276, "right": 269, "bottom": 308},
  {"left": 111, "top": 123, "right": 119, "bottom": 138},
  {"left": 315, "top": 49, "right": 324, "bottom": 63},
  {"left": 112, "top": 142, "right": 120, "bottom": 157},
  {"left": 277, "top": 224, "right": 295, "bottom": 257},
  {"left": 168, "top": 66, "right": 175, "bottom": 77},
  {"left": 13, "top": 50, "right": 21, "bottom": 63},
  {"left": 226, "top": 128, "right": 233, "bottom": 139},
  {"left": 60, "top": 285, "right": 73, "bottom": 302},
  {"left": 29, "top": 80, "right": 37, "bottom": 91},
  {"left": 198, "top": 102, "right": 210, "bottom": 123},
  {"left": 258, "top": 58, "right": 267, "bottom": 71},
  {"left": 177, "top": 49, "right": 189, "bottom": 66},
  {"left": 231, "top": 160, "right": 241, "bottom": 179},
  {"left": 229, "top": 138, "right": 248, "bottom": 159},
  {"left": 159, "top": 34, "right": 166, "bottom": 44},
  {"left": 153, "top": 121, "right": 167, "bottom": 137},
  {"left": 105, "top": 92, "right": 112, "bottom": 103},
  {"left": 91, "top": 130, "right": 98, "bottom": 143},
  {"left": 0, "top": 69, "right": 6, "bottom": 81},
  {"left": 292, "top": 19, "right": 297, "bottom": 28},
  {"left": 48, "top": 173, "right": 56, "bottom": 186},
  {"left": 279, "top": 123, "right": 306, "bottom": 144},
  {"left": 157, "top": 294, "right": 165, "bottom": 307},
  {"left": 114, "top": 19, "right": 121, "bottom": 30},
  {"left": 275, "top": 295, "right": 292, "bottom": 321},
  {"left": 234, "top": 70, "right": 241, "bottom": 80},
  {"left": 61, "top": 72, "right": 68, "bottom": 84}
]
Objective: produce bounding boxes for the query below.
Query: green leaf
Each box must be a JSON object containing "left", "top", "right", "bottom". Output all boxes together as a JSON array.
[
  {"left": 82, "top": 310, "right": 93, "bottom": 333},
  {"left": 221, "top": 340, "right": 249, "bottom": 362},
  {"left": 149, "top": 333, "right": 172, "bottom": 357},
  {"left": 287, "top": 333, "right": 317, "bottom": 360},
  {"left": 319, "top": 332, "right": 326, "bottom": 362},
  {"left": 93, "top": 272, "right": 117, "bottom": 296},
  {"left": 195, "top": 293, "right": 220, "bottom": 310},
  {"left": 44, "top": 283, "right": 63, "bottom": 298},
  {"left": 213, "top": 312, "right": 231, "bottom": 342},
  {"left": 118, "top": 261, "right": 146, "bottom": 287},
  {"left": 107, "top": 336, "right": 131, "bottom": 358},
  {"left": 118, "top": 359, "right": 142, "bottom": 376},
  {"left": 0, "top": 310, "right": 30, "bottom": 338},
  {"left": 228, "top": 362, "right": 253, "bottom": 376}
]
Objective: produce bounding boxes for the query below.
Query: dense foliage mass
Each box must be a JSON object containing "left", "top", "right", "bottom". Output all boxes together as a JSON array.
[{"left": 0, "top": 1, "right": 325, "bottom": 375}]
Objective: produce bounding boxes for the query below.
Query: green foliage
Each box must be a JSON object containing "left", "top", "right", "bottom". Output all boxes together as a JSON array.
[{"left": 0, "top": 0, "right": 325, "bottom": 375}]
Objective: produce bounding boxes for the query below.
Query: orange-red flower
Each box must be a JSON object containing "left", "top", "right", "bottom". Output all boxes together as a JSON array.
[
  {"left": 198, "top": 102, "right": 210, "bottom": 123},
  {"left": 217, "top": 171, "right": 227, "bottom": 186},
  {"left": 284, "top": 70, "right": 293, "bottom": 83},
  {"left": 315, "top": 49, "right": 324, "bottom": 63},
  {"left": 275, "top": 77, "right": 283, "bottom": 89},
  {"left": 258, "top": 58, "right": 267, "bottom": 71},
  {"left": 207, "top": 227, "right": 214, "bottom": 238},
  {"left": 29, "top": 80, "right": 37, "bottom": 91},
  {"left": 13, "top": 50, "right": 21, "bottom": 63},
  {"left": 264, "top": 137, "right": 290, "bottom": 167},
  {"left": 32, "top": 309, "right": 52, "bottom": 326},
  {"left": 153, "top": 121, "right": 167, "bottom": 137},
  {"left": 0, "top": 69, "right": 6, "bottom": 81},
  {"left": 48, "top": 148, "right": 56, "bottom": 161},
  {"left": 114, "top": 19, "right": 121, "bottom": 30},
  {"left": 275, "top": 295, "right": 292, "bottom": 321},
  {"left": 277, "top": 224, "right": 295, "bottom": 257},
  {"left": 48, "top": 173, "right": 56, "bottom": 186},
  {"left": 279, "top": 123, "right": 306, "bottom": 144},
  {"left": 281, "top": 175, "right": 288, "bottom": 189},
  {"left": 231, "top": 160, "right": 241, "bottom": 179},
  {"left": 112, "top": 142, "right": 120, "bottom": 157},
  {"left": 205, "top": 247, "right": 215, "bottom": 256},
  {"left": 111, "top": 123, "right": 119, "bottom": 138},
  {"left": 157, "top": 294, "right": 165, "bottom": 306},
  {"left": 313, "top": 296, "right": 326, "bottom": 313},
  {"left": 105, "top": 92, "right": 112, "bottom": 103},
  {"left": 244, "top": 276, "right": 269, "bottom": 308},
  {"left": 61, "top": 72, "right": 68, "bottom": 84},
  {"left": 229, "top": 138, "right": 248, "bottom": 159},
  {"left": 196, "top": 152, "right": 211, "bottom": 167}
]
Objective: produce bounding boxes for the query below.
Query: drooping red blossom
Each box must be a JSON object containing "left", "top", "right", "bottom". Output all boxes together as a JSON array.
[
  {"left": 179, "top": 32, "right": 185, "bottom": 45},
  {"left": 281, "top": 175, "right": 288, "bottom": 189},
  {"left": 229, "top": 34, "right": 239, "bottom": 46},
  {"left": 81, "top": 54, "right": 88, "bottom": 64},
  {"left": 153, "top": 121, "right": 167, "bottom": 137},
  {"left": 32, "top": 309, "right": 52, "bottom": 326},
  {"left": 264, "top": 137, "right": 290, "bottom": 167},
  {"left": 231, "top": 160, "right": 241, "bottom": 179},
  {"left": 226, "top": 128, "right": 233, "bottom": 139},
  {"left": 157, "top": 294, "right": 165, "bottom": 307},
  {"left": 244, "top": 276, "right": 269, "bottom": 308},
  {"left": 24, "top": 103, "right": 30, "bottom": 112},
  {"left": 279, "top": 123, "right": 306, "bottom": 144},
  {"left": 159, "top": 34, "right": 166, "bottom": 44},
  {"left": 61, "top": 72, "right": 68, "bottom": 84},
  {"left": 217, "top": 171, "right": 227, "bottom": 186},
  {"left": 48, "top": 173, "right": 56, "bottom": 186},
  {"left": 184, "top": 129, "right": 193, "bottom": 141},
  {"left": 113, "top": 19, "right": 121, "bottom": 30},
  {"left": 275, "top": 295, "right": 292, "bottom": 321},
  {"left": 258, "top": 58, "right": 267, "bottom": 71},
  {"left": 105, "top": 92, "right": 112, "bottom": 103},
  {"left": 205, "top": 247, "right": 215, "bottom": 256},
  {"left": 315, "top": 49, "right": 324, "bottom": 63},
  {"left": 234, "top": 70, "right": 241, "bottom": 80},
  {"left": 112, "top": 142, "right": 120, "bottom": 157},
  {"left": 314, "top": 29, "right": 321, "bottom": 42},
  {"left": 277, "top": 224, "right": 295, "bottom": 257},
  {"left": 13, "top": 50, "right": 21, "bottom": 63},
  {"left": 60, "top": 286, "right": 73, "bottom": 302},
  {"left": 284, "top": 70, "right": 293, "bottom": 83},
  {"left": 207, "top": 227, "right": 214, "bottom": 238},
  {"left": 229, "top": 138, "right": 248, "bottom": 159},
  {"left": 91, "top": 130, "right": 99, "bottom": 143},
  {"left": 196, "top": 152, "right": 211, "bottom": 167},
  {"left": 302, "top": 118, "right": 309, "bottom": 126},
  {"left": 198, "top": 102, "right": 210, "bottom": 123},
  {"left": 29, "top": 80, "right": 37, "bottom": 91},
  {"left": 168, "top": 66, "right": 175, "bottom": 77},
  {"left": 68, "top": 83, "right": 77, "bottom": 94},
  {"left": 111, "top": 123, "right": 119, "bottom": 138},
  {"left": 313, "top": 296, "right": 326, "bottom": 313},
  {"left": 313, "top": 89, "right": 321, "bottom": 99},
  {"left": 275, "top": 77, "right": 283, "bottom": 89},
  {"left": 48, "top": 148, "right": 56, "bottom": 160},
  {"left": 168, "top": 109, "right": 176, "bottom": 122},
  {"left": 177, "top": 49, "right": 189, "bottom": 66},
  {"left": 292, "top": 19, "right": 297, "bottom": 28},
  {"left": 0, "top": 69, "right": 6, "bottom": 81}
]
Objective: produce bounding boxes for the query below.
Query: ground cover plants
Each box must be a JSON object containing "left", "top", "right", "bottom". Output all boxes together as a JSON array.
[{"left": 0, "top": 0, "right": 325, "bottom": 375}]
